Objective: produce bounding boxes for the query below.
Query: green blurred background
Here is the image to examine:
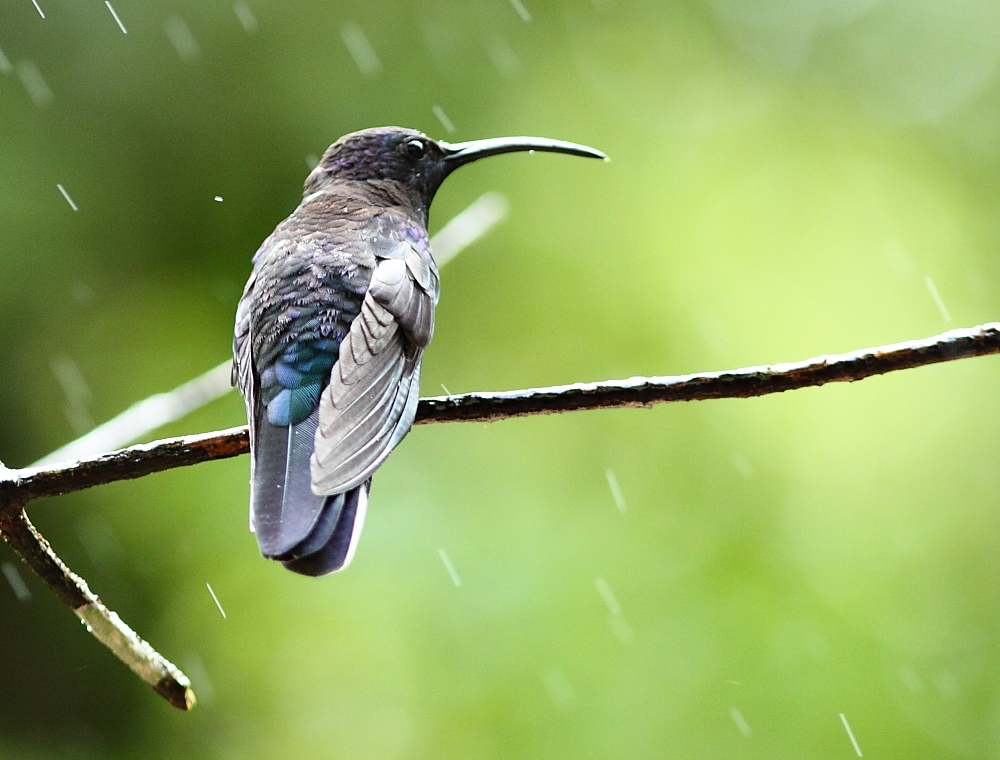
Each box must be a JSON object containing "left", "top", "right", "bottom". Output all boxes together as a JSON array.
[{"left": 3, "top": 0, "right": 1000, "bottom": 757}]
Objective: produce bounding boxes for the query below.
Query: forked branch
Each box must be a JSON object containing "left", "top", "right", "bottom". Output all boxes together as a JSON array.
[{"left": 2, "top": 321, "right": 998, "bottom": 711}]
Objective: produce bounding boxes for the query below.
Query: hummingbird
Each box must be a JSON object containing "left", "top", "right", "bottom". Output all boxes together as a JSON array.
[{"left": 233, "top": 126, "right": 606, "bottom": 576}]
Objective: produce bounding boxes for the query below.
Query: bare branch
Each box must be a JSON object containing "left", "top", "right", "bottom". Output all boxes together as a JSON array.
[
  {"left": 8, "top": 427, "right": 249, "bottom": 504},
  {"left": 0, "top": 502, "right": 195, "bottom": 710},
  {"left": 9, "top": 323, "right": 999, "bottom": 498},
  {"left": 3, "top": 321, "right": 999, "bottom": 712},
  {"left": 34, "top": 361, "right": 234, "bottom": 467},
  {"left": 414, "top": 322, "right": 1000, "bottom": 422}
]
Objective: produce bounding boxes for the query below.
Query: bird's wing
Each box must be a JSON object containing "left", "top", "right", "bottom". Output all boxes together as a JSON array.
[{"left": 311, "top": 242, "right": 438, "bottom": 494}]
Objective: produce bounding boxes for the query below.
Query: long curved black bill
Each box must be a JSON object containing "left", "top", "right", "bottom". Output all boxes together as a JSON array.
[{"left": 442, "top": 136, "right": 608, "bottom": 167}]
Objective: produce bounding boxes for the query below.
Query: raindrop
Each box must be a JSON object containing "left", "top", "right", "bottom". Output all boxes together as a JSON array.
[
  {"left": 606, "top": 614, "right": 635, "bottom": 645},
  {"left": 509, "top": 0, "right": 532, "bottom": 22},
  {"left": 183, "top": 653, "right": 216, "bottom": 704},
  {"left": 57, "top": 183, "right": 78, "bottom": 211},
  {"left": 594, "top": 576, "right": 622, "bottom": 616},
  {"left": 340, "top": 22, "right": 381, "bottom": 78},
  {"left": 540, "top": 666, "right": 577, "bottom": 711},
  {"left": 164, "top": 16, "right": 201, "bottom": 62},
  {"left": 485, "top": 38, "right": 520, "bottom": 77},
  {"left": 421, "top": 20, "right": 454, "bottom": 68},
  {"left": 50, "top": 355, "right": 94, "bottom": 434},
  {"left": 105, "top": 1, "right": 127, "bottom": 34},
  {"left": 730, "top": 707, "right": 751, "bottom": 737},
  {"left": 604, "top": 468, "right": 626, "bottom": 512},
  {"left": 839, "top": 713, "right": 863, "bottom": 757},
  {"left": 933, "top": 668, "right": 960, "bottom": 699},
  {"left": 898, "top": 664, "right": 924, "bottom": 694},
  {"left": 924, "top": 276, "right": 952, "bottom": 322},
  {"left": 430, "top": 191, "right": 509, "bottom": 267},
  {"left": 16, "top": 60, "right": 53, "bottom": 107},
  {"left": 72, "top": 283, "right": 94, "bottom": 306},
  {"left": 595, "top": 577, "right": 634, "bottom": 643},
  {"left": 233, "top": 1, "right": 258, "bottom": 32},
  {"left": 432, "top": 104, "right": 456, "bottom": 133},
  {"left": 206, "top": 582, "right": 227, "bottom": 619},
  {"left": 1, "top": 562, "right": 31, "bottom": 602},
  {"left": 214, "top": 195, "right": 224, "bottom": 202},
  {"left": 694, "top": 308, "right": 733, "bottom": 359},
  {"left": 731, "top": 451, "right": 753, "bottom": 479},
  {"left": 30, "top": 0, "right": 45, "bottom": 19},
  {"left": 883, "top": 239, "right": 915, "bottom": 281},
  {"left": 77, "top": 515, "right": 124, "bottom": 566},
  {"left": 437, "top": 548, "right": 461, "bottom": 586}
]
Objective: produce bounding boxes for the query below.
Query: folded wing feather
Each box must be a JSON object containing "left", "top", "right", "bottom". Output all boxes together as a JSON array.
[{"left": 311, "top": 248, "right": 436, "bottom": 495}]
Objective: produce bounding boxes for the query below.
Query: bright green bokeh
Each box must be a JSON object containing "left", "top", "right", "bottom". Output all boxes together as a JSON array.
[{"left": 2, "top": 1, "right": 1000, "bottom": 758}]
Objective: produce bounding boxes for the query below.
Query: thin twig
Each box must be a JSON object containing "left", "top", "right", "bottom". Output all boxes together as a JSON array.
[
  {"left": 414, "top": 322, "right": 1000, "bottom": 422},
  {"left": 34, "top": 362, "right": 234, "bottom": 467},
  {"left": 9, "top": 427, "right": 250, "bottom": 504},
  {"left": 8, "top": 322, "right": 999, "bottom": 499},
  {"left": 0, "top": 502, "right": 195, "bottom": 710},
  {"left": 2, "top": 321, "right": 999, "bottom": 711}
]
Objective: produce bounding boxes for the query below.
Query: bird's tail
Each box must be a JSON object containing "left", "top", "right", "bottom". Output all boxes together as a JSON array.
[
  {"left": 250, "top": 410, "right": 371, "bottom": 576},
  {"left": 279, "top": 482, "right": 370, "bottom": 576}
]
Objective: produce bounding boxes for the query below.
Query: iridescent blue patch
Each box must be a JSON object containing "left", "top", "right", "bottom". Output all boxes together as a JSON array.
[{"left": 267, "top": 384, "right": 322, "bottom": 426}]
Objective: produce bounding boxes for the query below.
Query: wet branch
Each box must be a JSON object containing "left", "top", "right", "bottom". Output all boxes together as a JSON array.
[
  {"left": 0, "top": 496, "right": 195, "bottom": 710},
  {"left": 16, "top": 321, "right": 1000, "bottom": 498},
  {"left": 2, "top": 321, "right": 999, "bottom": 712},
  {"left": 414, "top": 322, "right": 1000, "bottom": 421}
]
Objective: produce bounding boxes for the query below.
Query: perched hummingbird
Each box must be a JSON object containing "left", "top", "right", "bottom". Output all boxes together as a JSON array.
[{"left": 233, "top": 126, "right": 606, "bottom": 576}]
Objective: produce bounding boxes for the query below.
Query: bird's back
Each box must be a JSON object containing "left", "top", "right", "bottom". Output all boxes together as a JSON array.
[{"left": 234, "top": 188, "right": 438, "bottom": 575}]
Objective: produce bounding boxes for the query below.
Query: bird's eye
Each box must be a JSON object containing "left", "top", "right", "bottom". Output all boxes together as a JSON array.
[{"left": 404, "top": 139, "right": 426, "bottom": 159}]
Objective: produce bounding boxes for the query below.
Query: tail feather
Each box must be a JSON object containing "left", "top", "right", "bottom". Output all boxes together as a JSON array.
[
  {"left": 251, "top": 411, "right": 326, "bottom": 557},
  {"left": 281, "top": 482, "right": 370, "bottom": 576},
  {"left": 277, "top": 490, "right": 345, "bottom": 559},
  {"left": 250, "top": 403, "right": 371, "bottom": 576}
]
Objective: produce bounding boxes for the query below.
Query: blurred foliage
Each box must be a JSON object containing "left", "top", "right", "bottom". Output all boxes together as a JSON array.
[{"left": 2, "top": 0, "right": 1000, "bottom": 758}]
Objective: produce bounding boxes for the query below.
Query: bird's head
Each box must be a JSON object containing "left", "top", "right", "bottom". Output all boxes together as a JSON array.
[{"left": 304, "top": 126, "right": 606, "bottom": 211}]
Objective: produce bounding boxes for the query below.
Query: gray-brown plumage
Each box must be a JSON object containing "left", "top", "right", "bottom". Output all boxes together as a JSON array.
[{"left": 233, "top": 126, "right": 606, "bottom": 576}]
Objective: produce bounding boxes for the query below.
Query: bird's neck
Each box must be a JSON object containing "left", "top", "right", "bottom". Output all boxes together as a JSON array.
[{"left": 302, "top": 179, "right": 428, "bottom": 226}]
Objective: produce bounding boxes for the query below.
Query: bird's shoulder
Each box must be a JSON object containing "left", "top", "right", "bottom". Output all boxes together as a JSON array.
[{"left": 235, "top": 190, "right": 436, "bottom": 384}]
